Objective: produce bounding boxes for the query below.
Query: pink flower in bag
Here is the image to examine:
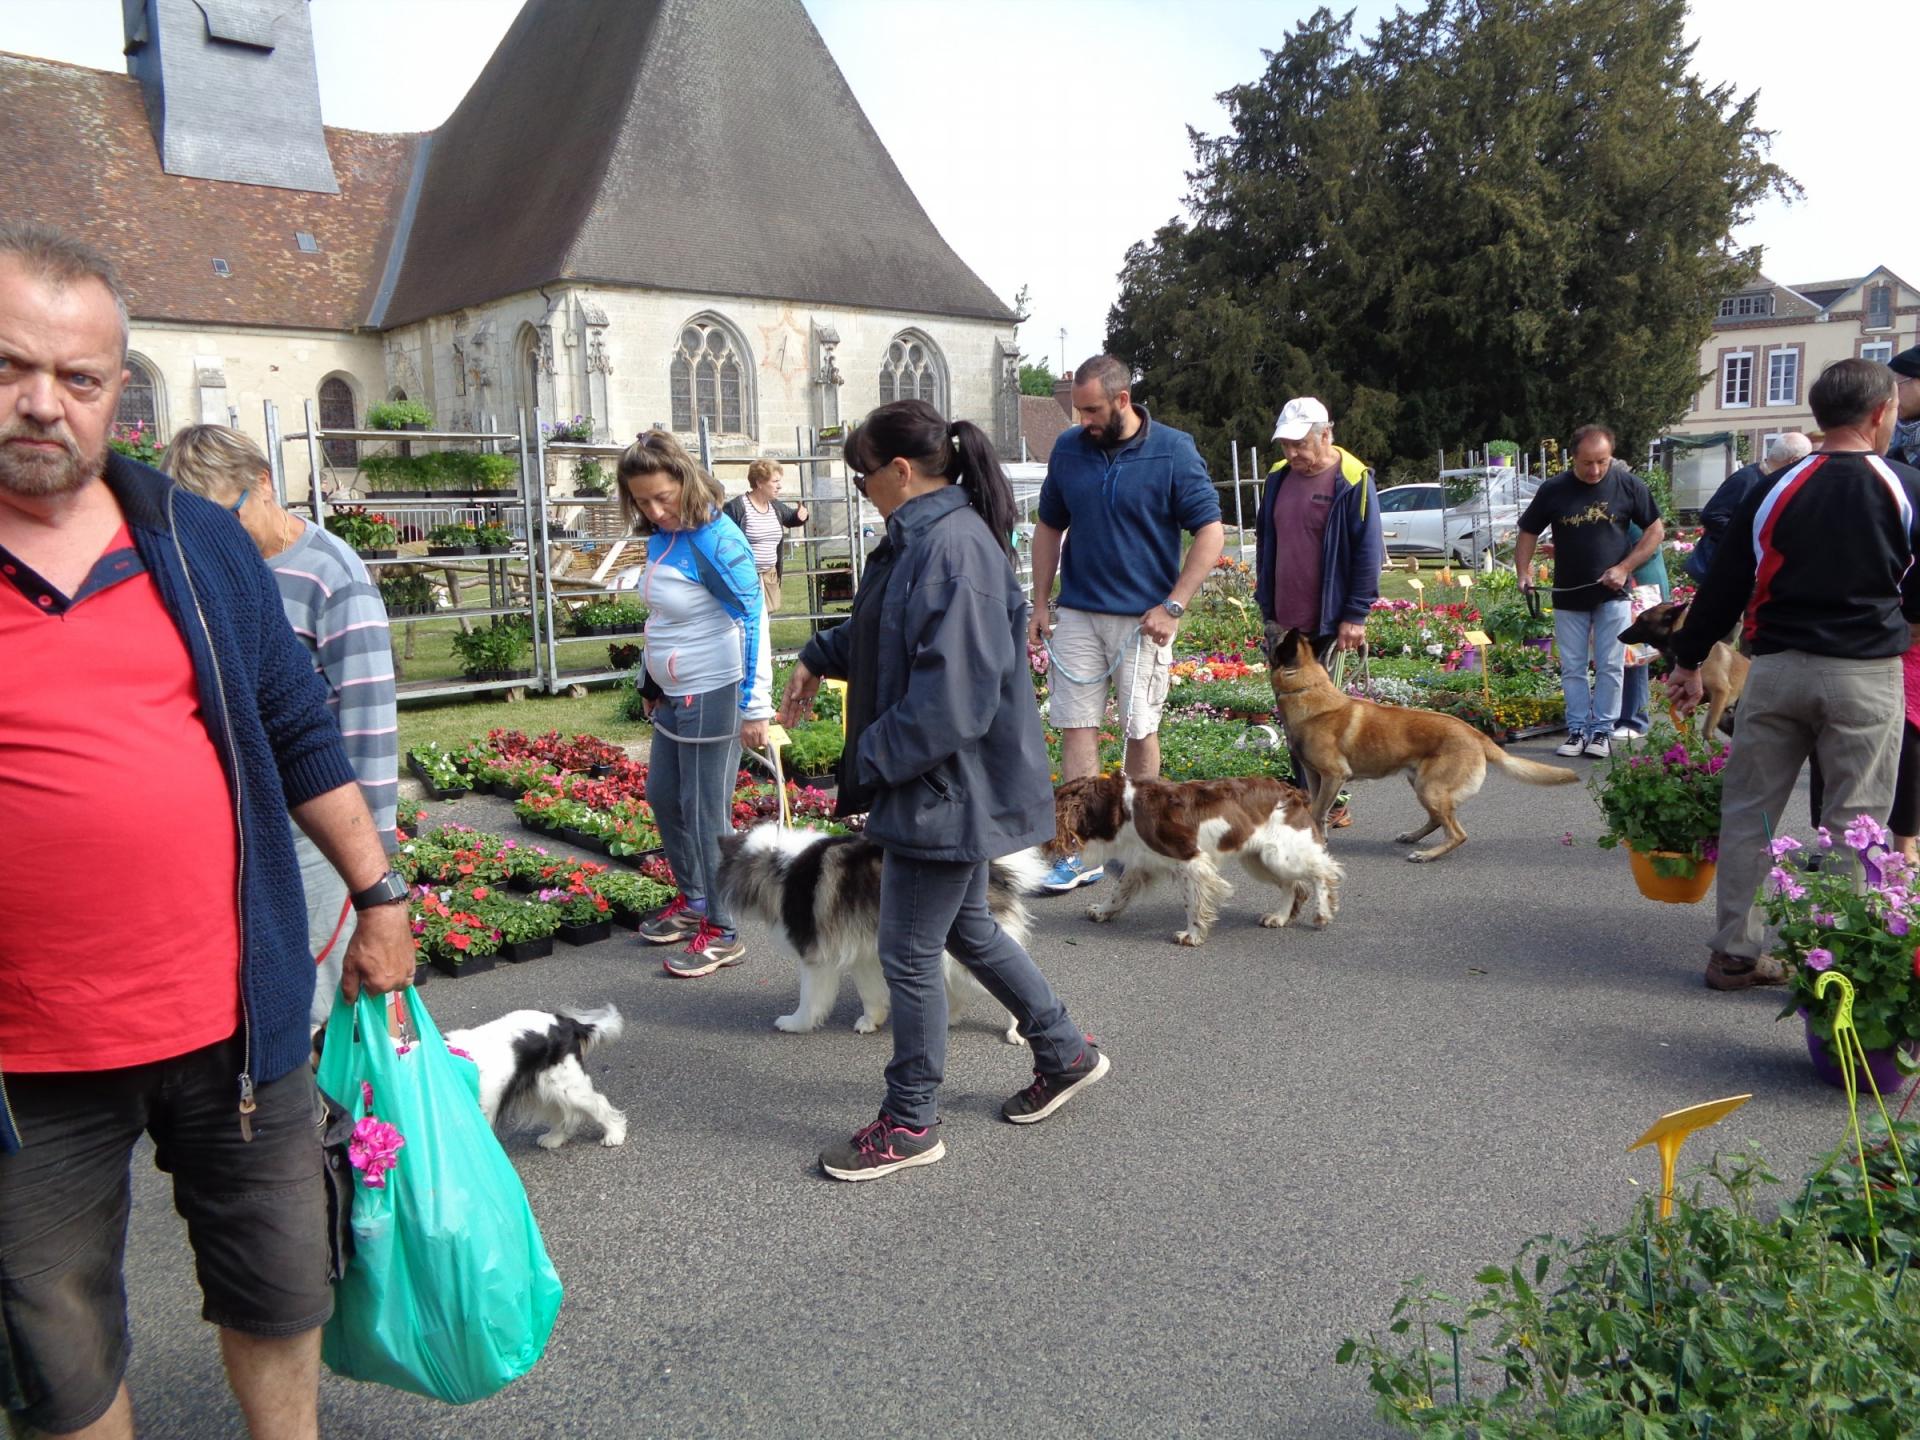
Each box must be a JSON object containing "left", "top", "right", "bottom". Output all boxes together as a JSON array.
[{"left": 348, "top": 1116, "right": 406, "bottom": 1188}]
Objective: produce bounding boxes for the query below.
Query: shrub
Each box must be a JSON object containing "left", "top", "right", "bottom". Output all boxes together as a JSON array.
[
  {"left": 366, "top": 399, "right": 432, "bottom": 430},
  {"left": 782, "top": 720, "right": 844, "bottom": 779},
  {"left": 449, "top": 617, "right": 532, "bottom": 678}
]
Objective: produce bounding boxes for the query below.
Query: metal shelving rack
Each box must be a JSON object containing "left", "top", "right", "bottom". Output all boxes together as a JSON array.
[
  {"left": 276, "top": 403, "right": 545, "bottom": 702},
  {"left": 533, "top": 437, "right": 644, "bottom": 691}
]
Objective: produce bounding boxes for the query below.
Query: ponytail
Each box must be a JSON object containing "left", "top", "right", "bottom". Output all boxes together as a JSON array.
[
  {"left": 947, "top": 420, "right": 1016, "bottom": 558},
  {"left": 845, "top": 398, "right": 1016, "bottom": 557}
]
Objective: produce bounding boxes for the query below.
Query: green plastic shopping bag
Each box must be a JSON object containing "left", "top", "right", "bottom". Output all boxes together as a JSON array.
[{"left": 315, "top": 988, "right": 564, "bottom": 1403}]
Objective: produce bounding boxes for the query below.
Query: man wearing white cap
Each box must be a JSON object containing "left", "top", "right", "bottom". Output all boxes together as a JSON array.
[{"left": 1255, "top": 397, "right": 1383, "bottom": 826}]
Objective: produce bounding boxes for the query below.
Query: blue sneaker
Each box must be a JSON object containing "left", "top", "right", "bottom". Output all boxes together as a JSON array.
[{"left": 1040, "top": 855, "right": 1103, "bottom": 893}]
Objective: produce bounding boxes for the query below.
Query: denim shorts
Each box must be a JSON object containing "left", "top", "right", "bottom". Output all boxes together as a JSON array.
[{"left": 0, "top": 1034, "right": 332, "bottom": 1434}]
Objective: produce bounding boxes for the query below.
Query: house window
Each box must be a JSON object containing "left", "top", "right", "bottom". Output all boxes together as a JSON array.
[
  {"left": 1864, "top": 340, "right": 1895, "bottom": 365},
  {"left": 1717, "top": 293, "right": 1773, "bottom": 319},
  {"left": 114, "top": 354, "right": 161, "bottom": 436},
  {"left": 1765, "top": 349, "right": 1798, "bottom": 406},
  {"left": 1721, "top": 352, "right": 1753, "bottom": 409},
  {"left": 669, "top": 318, "right": 750, "bottom": 436},
  {"left": 318, "top": 376, "right": 357, "bottom": 467},
  {"left": 1867, "top": 286, "right": 1893, "bottom": 330},
  {"left": 878, "top": 332, "right": 947, "bottom": 411}
]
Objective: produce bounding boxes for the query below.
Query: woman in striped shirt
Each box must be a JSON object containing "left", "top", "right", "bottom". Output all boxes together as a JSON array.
[
  {"left": 163, "top": 425, "right": 398, "bottom": 1029},
  {"left": 722, "top": 458, "right": 808, "bottom": 614}
]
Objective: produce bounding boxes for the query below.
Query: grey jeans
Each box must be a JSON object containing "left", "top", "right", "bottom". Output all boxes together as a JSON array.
[
  {"left": 878, "top": 850, "right": 1087, "bottom": 1129},
  {"left": 1711, "top": 650, "right": 1902, "bottom": 958},
  {"left": 650, "top": 681, "right": 741, "bottom": 933}
]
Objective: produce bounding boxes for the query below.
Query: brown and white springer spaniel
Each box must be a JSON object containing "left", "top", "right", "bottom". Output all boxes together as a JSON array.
[{"left": 1050, "top": 775, "right": 1343, "bottom": 947}]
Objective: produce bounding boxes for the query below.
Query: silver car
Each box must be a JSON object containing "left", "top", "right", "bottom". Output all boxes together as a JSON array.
[{"left": 1376, "top": 483, "right": 1520, "bottom": 564}]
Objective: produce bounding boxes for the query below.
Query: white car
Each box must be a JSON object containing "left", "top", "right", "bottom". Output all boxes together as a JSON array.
[{"left": 1375, "top": 484, "right": 1521, "bottom": 564}]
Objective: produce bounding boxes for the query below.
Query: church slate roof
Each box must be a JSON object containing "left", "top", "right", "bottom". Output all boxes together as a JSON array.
[
  {"left": 375, "top": 0, "right": 1014, "bottom": 329},
  {"left": 0, "top": 52, "right": 416, "bottom": 332}
]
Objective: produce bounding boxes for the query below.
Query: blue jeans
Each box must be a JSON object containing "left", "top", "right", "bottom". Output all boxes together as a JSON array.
[
  {"left": 649, "top": 682, "right": 741, "bottom": 933},
  {"left": 878, "top": 851, "right": 1087, "bottom": 1128},
  {"left": 1620, "top": 661, "right": 1651, "bottom": 735},
  {"left": 1553, "top": 598, "right": 1631, "bottom": 739}
]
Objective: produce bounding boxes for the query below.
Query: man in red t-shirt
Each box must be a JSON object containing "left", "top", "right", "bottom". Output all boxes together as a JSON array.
[
  {"left": 1255, "top": 396, "right": 1386, "bottom": 827},
  {"left": 0, "top": 226, "right": 416, "bottom": 1438}
]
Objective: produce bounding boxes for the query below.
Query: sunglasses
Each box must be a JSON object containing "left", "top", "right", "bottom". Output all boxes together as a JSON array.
[{"left": 226, "top": 490, "right": 248, "bottom": 514}]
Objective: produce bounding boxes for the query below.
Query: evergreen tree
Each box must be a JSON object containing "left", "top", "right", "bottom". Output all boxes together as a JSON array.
[{"left": 1106, "top": 0, "right": 1795, "bottom": 475}]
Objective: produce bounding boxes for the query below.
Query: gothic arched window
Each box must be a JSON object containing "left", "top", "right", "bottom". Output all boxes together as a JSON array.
[
  {"left": 114, "top": 354, "right": 162, "bottom": 436},
  {"left": 878, "top": 331, "right": 946, "bottom": 412},
  {"left": 319, "top": 374, "right": 358, "bottom": 467},
  {"left": 669, "top": 316, "right": 753, "bottom": 438}
]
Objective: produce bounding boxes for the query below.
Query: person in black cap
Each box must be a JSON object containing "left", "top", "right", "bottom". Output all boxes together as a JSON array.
[{"left": 1890, "top": 345, "right": 1920, "bottom": 468}]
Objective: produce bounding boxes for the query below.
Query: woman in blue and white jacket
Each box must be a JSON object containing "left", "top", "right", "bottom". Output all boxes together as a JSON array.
[{"left": 621, "top": 431, "right": 772, "bottom": 975}]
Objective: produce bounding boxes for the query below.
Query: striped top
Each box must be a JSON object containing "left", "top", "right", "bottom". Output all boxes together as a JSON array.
[
  {"left": 737, "top": 494, "right": 784, "bottom": 570},
  {"left": 268, "top": 524, "right": 398, "bottom": 851}
]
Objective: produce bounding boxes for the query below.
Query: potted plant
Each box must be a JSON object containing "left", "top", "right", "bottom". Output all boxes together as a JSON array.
[
  {"left": 377, "top": 569, "right": 436, "bottom": 617},
  {"left": 324, "top": 508, "right": 398, "bottom": 559},
  {"left": 367, "top": 399, "right": 432, "bottom": 432},
  {"left": 409, "top": 888, "right": 501, "bottom": 976},
  {"left": 543, "top": 414, "right": 595, "bottom": 444},
  {"left": 540, "top": 881, "right": 613, "bottom": 946},
  {"left": 482, "top": 895, "right": 560, "bottom": 962},
  {"left": 569, "top": 598, "right": 648, "bottom": 637},
  {"left": 574, "top": 457, "right": 610, "bottom": 497},
  {"left": 1590, "top": 722, "right": 1725, "bottom": 902},
  {"left": 427, "top": 521, "right": 480, "bottom": 556},
  {"left": 406, "top": 743, "right": 470, "bottom": 801},
  {"left": 589, "top": 870, "right": 676, "bottom": 930},
  {"left": 449, "top": 618, "right": 532, "bottom": 682},
  {"left": 1766, "top": 815, "right": 1920, "bottom": 1090},
  {"left": 472, "top": 520, "right": 516, "bottom": 555}
]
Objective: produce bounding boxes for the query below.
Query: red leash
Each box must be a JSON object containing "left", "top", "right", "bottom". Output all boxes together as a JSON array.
[{"left": 313, "top": 896, "right": 353, "bottom": 966}]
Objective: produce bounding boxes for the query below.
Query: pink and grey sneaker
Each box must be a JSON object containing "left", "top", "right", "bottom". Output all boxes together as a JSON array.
[
  {"left": 662, "top": 920, "right": 746, "bottom": 978},
  {"left": 1001, "top": 1043, "right": 1111, "bottom": 1124},
  {"left": 820, "top": 1113, "right": 945, "bottom": 1181},
  {"left": 637, "top": 894, "right": 703, "bottom": 945}
]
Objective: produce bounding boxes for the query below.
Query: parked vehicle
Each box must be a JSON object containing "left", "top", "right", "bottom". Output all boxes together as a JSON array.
[{"left": 1376, "top": 483, "right": 1522, "bottom": 563}]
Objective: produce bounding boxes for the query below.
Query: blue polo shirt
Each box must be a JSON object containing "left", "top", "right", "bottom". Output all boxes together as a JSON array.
[{"left": 1037, "top": 406, "right": 1220, "bottom": 615}]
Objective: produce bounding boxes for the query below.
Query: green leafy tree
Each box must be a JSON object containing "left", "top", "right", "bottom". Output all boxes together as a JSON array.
[
  {"left": 1106, "top": 0, "right": 1796, "bottom": 477},
  {"left": 1019, "top": 360, "right": 1057, "bottom": 397}
]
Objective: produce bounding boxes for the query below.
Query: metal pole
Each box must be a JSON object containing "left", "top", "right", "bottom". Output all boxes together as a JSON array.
[
  {"left": 1231, "top": 439, "right": 1245, "bottom": 563},
  {"left": 531, "top": 408, "right": 562, "bottom": 693},
  {"left": 302, "top": 399, "right": 327, "bottom": 527},
  {"left": 698, "top": 415, "right": 712, "bottom": 472},
  {"left": 264, "top": 399, "right": 285, "bottom": 507}
]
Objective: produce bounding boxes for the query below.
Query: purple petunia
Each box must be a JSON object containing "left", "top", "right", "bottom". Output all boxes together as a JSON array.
[
  {"left": 1766, "top": 866, "right": 1808, "bottom": 901},
  {"left": 1805, "top": 948, "right": 1835, "bottom": 972},
  {"left": 1890, "top": 912, "right": 1911, "bottom": 938},
  {"left": 1847, "top": 814, "right": 1891, "bottom": 853},
  {"left": 1816, "top": 826, "right": 1834, "bottom": 851},
  {"left": 1769, "top": 836, "right": 1803, "bottom": 857}
]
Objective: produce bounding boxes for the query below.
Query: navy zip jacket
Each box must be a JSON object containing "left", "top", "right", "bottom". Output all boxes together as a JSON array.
[
  {"left": 0, "top": 455, "right": 358, "bottom": 1152},
  {"left": 1037, "top": 406, "right": 1221, "bottom": 615},
  {"left": 1255, "top": 446, "right": 1384, "bottom": 632},
  {"left": 797, "top": 486, "right": 1054, "bottom": 861}
]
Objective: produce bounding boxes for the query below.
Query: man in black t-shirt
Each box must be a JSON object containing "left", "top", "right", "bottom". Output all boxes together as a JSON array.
[{"left": 1513, "top": 426, "right": 1664, "bottom": 760}]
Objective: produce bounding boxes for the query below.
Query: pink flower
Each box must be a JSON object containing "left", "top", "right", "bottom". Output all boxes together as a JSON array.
[
  {"left": 1701, "top": 838, "right": 1720, "bottom": 863},
  {"left": 1846, "top": 814, "right": 1891, "bottom": 853},
  {"left": 348, "top": 1116, "right": 406, "bottom": 1188},
  {"left": 1768, "top": 836, "right": 1803, "bottom": 857},
  {"left": 1816, "top": 826, "right": 1834, "bottom": 851},
  {"left": 1812, "top": 910, "right": 1838, "bottom": 927},
  {"left": 1766, "top": 866, "right": 1807, "bottom": 901},
  {"left": 1560, "top": 832, "right": 1574, "bottom": 846},
  {"left": 1663, "top": 744, "right": 1689, "bottom": 765},
  {"left": 1805, "top": 947, "right": 1834, "bottom": 972},
  {"left": 1889, "top": 912, "right": 1910, "bottom": 938}
]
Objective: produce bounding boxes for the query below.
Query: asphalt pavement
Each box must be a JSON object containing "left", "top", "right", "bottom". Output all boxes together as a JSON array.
[{"left": 117, "top": 740, "right": 1849, "bottom": 1439}]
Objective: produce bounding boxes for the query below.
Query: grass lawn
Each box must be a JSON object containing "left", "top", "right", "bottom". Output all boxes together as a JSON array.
[{"left": 398, "top": 686, "right": 649, "bottom": 757}]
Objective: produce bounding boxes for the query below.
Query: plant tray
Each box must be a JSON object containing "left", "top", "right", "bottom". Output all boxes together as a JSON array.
[
  {"left": 412, "top": 962, "right": 433, "bottom": 988},
  {"left": 406, "top": 757, "right": 470, "bottom": 801},
  {"left": 356, "top": 547, "right": 399, "bottom": 560},
  {"left": 429, "top": 951, "right": 497, "bottom": 978},
  {"left": 618, "top": 847, "right": 666, "bottom": 869},
  {"left": 556, "top": 919, "right": 612, "bottom": 947},
  {"left": 499, "top": 936, "right": 554, "bottom": 963},
  {"left": 505, "top": 874, "right": 537, "bottom": 893},
  {"left": 1508, "top": 723, "right": 1565, "bottom": 742},
  {"left": 427, "top": 544, "right": 476, "bottom": 557}
]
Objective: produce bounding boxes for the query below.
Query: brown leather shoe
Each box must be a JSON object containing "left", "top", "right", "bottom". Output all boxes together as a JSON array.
[
  {"left": 1705, "top": 951, "right": 1785, "bottom": 990},
  {"left": 1328, "top": 804, "right": 1353, "bottom": 829}
]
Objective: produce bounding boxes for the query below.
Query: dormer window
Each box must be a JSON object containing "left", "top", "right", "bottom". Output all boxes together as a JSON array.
[
  {"left": 211, "top": 258, "right": 230, "bottom": 276},
  {"left": 1867, "top": 285, "right": 1893, "bottom": 330},
  {"left": 1717, "top": 293, "right": 1773, "bottom": 319}
]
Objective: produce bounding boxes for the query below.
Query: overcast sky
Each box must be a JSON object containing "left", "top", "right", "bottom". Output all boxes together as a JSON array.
[{"left": 4, "top": 0, "right": 1914, "bottom": 376}]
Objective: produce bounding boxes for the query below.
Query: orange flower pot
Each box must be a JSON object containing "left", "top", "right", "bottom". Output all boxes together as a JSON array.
[{"left": 1629, "top": 849, "right": 1716, "bottom": 904}]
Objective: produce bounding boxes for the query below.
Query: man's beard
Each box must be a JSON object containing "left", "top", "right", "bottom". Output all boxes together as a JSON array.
[
  {"left": 1087, "top": 413, "right": 1121, "bottom": 446},
  {"left": 0, "top": 420, "right": 100, "bottom": 497}
]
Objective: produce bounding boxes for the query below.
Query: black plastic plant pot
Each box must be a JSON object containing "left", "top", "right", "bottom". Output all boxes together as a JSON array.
[
  {"left": 499, "top": 936, "right": 554, "bottom": 963},
  {"left": 556, "top": 919, "right": 612, "bottom": 947},
  {"left": 429, "top": 950, "right": 496, "bottom": 977}
]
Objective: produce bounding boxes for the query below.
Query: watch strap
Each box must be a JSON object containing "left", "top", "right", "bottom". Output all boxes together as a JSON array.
[{"left": 350, "top": 870, "right": 410, "bottom": 911}]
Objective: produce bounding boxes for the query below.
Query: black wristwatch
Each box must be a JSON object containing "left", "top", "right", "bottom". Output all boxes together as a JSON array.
[
  {"left": 1162, "top": 598, "right": 1186, "bottom": 618},
  {"left": 350, "top": 870, "right": 410, "bottom": 911}
]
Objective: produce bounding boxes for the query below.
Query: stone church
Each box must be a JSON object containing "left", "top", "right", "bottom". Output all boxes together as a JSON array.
[{"left": 0, "top": 0, "right": 1021, "bottom": 478}]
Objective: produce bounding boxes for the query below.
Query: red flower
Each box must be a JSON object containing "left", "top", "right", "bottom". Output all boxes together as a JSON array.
[
  {"left": 472, "top": 886, "right": 489, "bottom": 900},
  {"left": 448, "top": 932, "right": 470, "bottom": 951}
]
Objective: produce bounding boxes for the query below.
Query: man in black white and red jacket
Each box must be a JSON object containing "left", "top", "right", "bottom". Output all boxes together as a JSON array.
[{"left": 1669, "top": 358, "right": 1920, "bottom": 991}]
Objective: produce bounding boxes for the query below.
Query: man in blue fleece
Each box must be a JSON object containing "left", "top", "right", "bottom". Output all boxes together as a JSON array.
[{"left": 1028, "top": 355, "right": 1223, "bottom": 892}]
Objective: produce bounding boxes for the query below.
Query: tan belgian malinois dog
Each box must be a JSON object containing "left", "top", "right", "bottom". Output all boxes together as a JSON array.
[{"left": 1267, "top": 628, "right": 1579, "bottom": 861}]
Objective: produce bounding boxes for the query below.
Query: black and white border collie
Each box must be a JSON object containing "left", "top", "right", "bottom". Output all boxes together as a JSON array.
[
  {"left": 716, "top": 825, "right": 1046, "bottom": 1043},
  {"left": 443, "top": 1005, "right": 628, "bottom": 1149}
]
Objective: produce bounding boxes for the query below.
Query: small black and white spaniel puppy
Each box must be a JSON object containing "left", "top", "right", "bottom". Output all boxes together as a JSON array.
[{"left": 443, "top": 1004, "right": 628, "bottom": 1149}]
